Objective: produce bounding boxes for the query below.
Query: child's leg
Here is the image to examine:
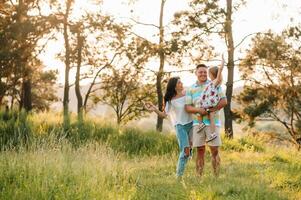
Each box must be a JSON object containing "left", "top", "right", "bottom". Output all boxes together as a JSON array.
[
  {"left": 206, "top": 112, "right": 217, "bottom": 142},
  {"left": 197, "top": 114, "right": 206, "bottom": 133},
  {"left": 209, "top": 112, "right": 216, "bottom": 134}
]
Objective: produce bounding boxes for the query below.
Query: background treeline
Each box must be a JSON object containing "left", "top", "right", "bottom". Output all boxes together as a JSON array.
[{"left": 0, "top": 0, "right": 301, "bottom": 149}]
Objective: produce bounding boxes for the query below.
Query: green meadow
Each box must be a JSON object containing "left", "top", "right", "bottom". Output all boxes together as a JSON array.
[{"left": 0, "top": 112, "right": 300, "bottom": 200}]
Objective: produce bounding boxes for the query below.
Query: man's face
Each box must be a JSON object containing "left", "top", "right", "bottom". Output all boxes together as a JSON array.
[{"left": 195, "top": 67, "right": 208, "bottom": 83}]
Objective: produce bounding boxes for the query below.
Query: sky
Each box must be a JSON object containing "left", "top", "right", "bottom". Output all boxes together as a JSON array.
[{"left": 39, "top": 0, "right": 301, "bottom": 88}]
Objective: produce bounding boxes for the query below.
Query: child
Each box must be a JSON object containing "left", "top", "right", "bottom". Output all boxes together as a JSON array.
[{"left": 197, "top": 55, "right": 224, "bottom": 142}]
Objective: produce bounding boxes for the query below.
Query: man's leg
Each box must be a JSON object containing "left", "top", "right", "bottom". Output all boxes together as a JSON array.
[
  {"left": 209, "top": 146, "right": 220, "bottom": 177},
  {"left": 196, "top": 146, "right": 205, "bottom": 176},
  {"left": 206, "top": 126, "right": 222, "bottom": 176},
  {"left": 191, "top": 125, "right": 207, "bottom": 176}
]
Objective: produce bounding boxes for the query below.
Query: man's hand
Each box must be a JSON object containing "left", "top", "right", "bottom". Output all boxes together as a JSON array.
[
  {"left": 209, "top": 98, "right": 227, "bottom": 112},
  {"left": 198, "top": 107, "right": 207, "bottom": 115}
]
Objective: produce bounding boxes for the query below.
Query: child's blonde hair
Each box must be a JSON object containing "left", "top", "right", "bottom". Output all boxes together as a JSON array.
[
  {"left": 209, "top": 66, "right": 223, "bottom": 83},
  {"left": 209, "top": 66, "right": 219, "bottom": 78}
]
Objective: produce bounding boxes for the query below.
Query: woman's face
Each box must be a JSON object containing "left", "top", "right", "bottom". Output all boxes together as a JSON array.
[{"left": 175, "top": 79, "right": 183, "bottom": 92}]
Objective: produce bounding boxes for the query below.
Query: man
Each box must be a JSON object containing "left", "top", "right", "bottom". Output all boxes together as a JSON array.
[{"left": 185, "top": 64, "right": 227, "bottom": 176}]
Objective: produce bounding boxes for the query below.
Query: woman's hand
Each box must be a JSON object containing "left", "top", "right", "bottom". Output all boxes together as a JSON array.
[
  {"left": 143, "top": 101, "right": 156, "bottom": 112},
  {"left": 143, "top": 101, "right": 167, "bottom": 118}
]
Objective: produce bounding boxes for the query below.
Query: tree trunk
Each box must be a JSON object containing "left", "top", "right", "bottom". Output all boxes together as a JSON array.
[
  {"left": 75, "top": 28, "right": 84, "bottom": 121},
  {"left": 10, "top": 96, "right": 14, "bottom": 110},
  {"left": 63, "top": 0, "right": 72, "bottom": 129},
  {"left": 17, "top": 0, "right": 32, "bottom": 112},
  {"left": 0, "top": 96, "right": 3, "bottom": 107},
  {"left": 156, "top": 0, "right": 165, "bottom": 132},
  {"left": 22, "top": 77, "right": 32, "bottom": 111},
  {"left": 224, "top": 0, "right": 234, "bottom": 138}
]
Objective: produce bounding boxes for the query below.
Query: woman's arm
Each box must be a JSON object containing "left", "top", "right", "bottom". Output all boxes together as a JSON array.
[
  {"left": 214, "top": 54, "right": 224, "bottom": 86},
  {"left": 144, "top": 102, "right": 168, "bottom": 118}
]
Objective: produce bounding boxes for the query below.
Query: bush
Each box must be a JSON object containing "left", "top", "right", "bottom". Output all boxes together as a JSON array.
[
  {"left": 221, "top": 138, "right": 245, "bottom": 152},
  {"left": 0, "top": 110, "right": 32, "bottom": 150},
  {"left": 238, "top": 137, "right": 265, "bottom": 152},
  {"left": 221, "top": 136, "right": 265, "bottom": 152},
  {"left": 107, "top": 128, "right": 177, "bottom": 156},
  {"left": 0, "top": 112, "right": 178, "bottom": 156}
]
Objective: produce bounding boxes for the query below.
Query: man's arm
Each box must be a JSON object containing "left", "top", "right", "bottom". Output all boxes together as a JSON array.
[
  {"left": 185, "top": 105, "right": 207, "bottom": 115},
  {"left": 209, "top": 98, "right": 227, "bottom": 112}
]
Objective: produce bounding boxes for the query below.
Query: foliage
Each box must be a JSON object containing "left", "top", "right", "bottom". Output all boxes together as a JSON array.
[
  {"left": 98, "top": 65, "right": 156, "bottom": 124},
  {"left": 236, "top": 29, "right": 301, "bottom": 148},
  {"left": 0, "top": 0, "right": 58, "bottom": 110}
]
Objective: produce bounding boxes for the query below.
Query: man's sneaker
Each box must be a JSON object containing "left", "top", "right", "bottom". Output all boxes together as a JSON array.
[{"left": 206, "top": 132, "right": 217, "bottom": 142}]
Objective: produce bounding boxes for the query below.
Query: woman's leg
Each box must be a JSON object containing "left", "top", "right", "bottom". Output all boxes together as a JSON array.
[{"left": 175, "top": 124, "right": 190, "bottom": 177}]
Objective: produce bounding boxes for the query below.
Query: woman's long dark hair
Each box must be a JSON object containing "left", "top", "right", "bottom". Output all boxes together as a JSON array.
[{"left": 163, "top": 77, "right": 180, "bottom": 109}]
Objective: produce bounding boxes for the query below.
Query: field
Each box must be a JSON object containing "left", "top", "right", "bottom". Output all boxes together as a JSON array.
[{"left": 0, "top": 112, "right": 300, "bottom": 200}]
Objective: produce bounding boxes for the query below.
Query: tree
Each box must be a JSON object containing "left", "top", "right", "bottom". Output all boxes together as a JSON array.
[
  {"left": 69, "top": 12, "right": 135, "bottom": 119},
  {"left": 99, "top": 66, "right": 156, "bottom": 125},
  {"left": 155, "top": 0, "right": 166, "bottom": 132},
  {"left": 126, "top": 0, "right": 167, "bottom": 131},
  {"left": 0, "top": 0, "right": 57, "bottom": 111},
  {"left": 236, "top": 30, "right": 301, "bottom": 149},
  {"left": 128, "top": 0, "right": 210, "bottom": 131},
  {"left": 47, "top": 1, "right": 130, "bottom": 124},
  {"left": 74, "top": 22, "right": 84, "bottom": 121},
  {"left": 62, "top": 0, "right": 73, "bottom": 128},
  {"left": 173, "top": 0, "right": 246, "bottom": 138},
  {"left": 224, "top": 0, "right": 235, "bottom": 138},
  {"left": 89, "top": 31, "right": 154, "bottom": 124},
  {"left": 31, "top": 68, "right": 58, "bottom": 111}
]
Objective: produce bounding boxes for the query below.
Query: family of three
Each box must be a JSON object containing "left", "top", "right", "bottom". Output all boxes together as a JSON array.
[{"left": 145, "top": 56, "right": 227, "bottom": 178}]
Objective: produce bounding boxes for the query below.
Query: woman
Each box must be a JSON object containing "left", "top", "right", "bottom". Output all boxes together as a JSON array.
[{"left": 145, "top": 77, "right": 192, "bottom": 178}]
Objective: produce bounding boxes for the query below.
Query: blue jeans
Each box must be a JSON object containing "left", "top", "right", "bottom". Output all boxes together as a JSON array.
[{"left": 175, "top": 122, "right": 192, "bottom": 177}]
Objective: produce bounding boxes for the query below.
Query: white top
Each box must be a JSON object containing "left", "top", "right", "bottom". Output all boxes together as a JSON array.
[{"left": 165, "top": 96, "right": 192, "bottom": 126}]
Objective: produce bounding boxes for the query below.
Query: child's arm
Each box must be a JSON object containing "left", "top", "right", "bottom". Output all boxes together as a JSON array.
[
  {"left": 213, "top": 54, "right": 224, "bottom": 87},
  {"left": 144, "top": 102, "right": 168, "bottom": 118}
]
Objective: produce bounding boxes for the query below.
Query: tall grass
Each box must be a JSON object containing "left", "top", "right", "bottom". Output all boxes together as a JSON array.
[
  {"left": 0, "top": 111, "right": 301, "bottom": 199},
  {"left": 0, "top": 111, "right": 178, "bottom": 156}
]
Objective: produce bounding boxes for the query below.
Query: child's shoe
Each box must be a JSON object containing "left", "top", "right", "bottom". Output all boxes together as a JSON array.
[
  {"left": 197, "top": 122, "right": 206, "bottom": 133},
  {"left": 206, "top": 132, "right": 217, "bottom": 142}
]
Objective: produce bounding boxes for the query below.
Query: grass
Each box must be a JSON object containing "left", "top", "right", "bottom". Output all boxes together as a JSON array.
[{"left": 0, "top": 111, "right": 300, "bottom": 199}]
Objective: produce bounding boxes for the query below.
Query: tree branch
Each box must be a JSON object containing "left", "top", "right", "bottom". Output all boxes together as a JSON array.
[
  {"left": 130, "top": 18, "right": 160, "bottom": 29},
  {"left": 234, "top": 32, "right": 265, "bottom": 50}
]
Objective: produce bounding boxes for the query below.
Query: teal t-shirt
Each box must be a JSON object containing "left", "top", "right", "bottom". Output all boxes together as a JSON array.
[{"left": 185, "top": 80, "right": 226, "bottom": 127}]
